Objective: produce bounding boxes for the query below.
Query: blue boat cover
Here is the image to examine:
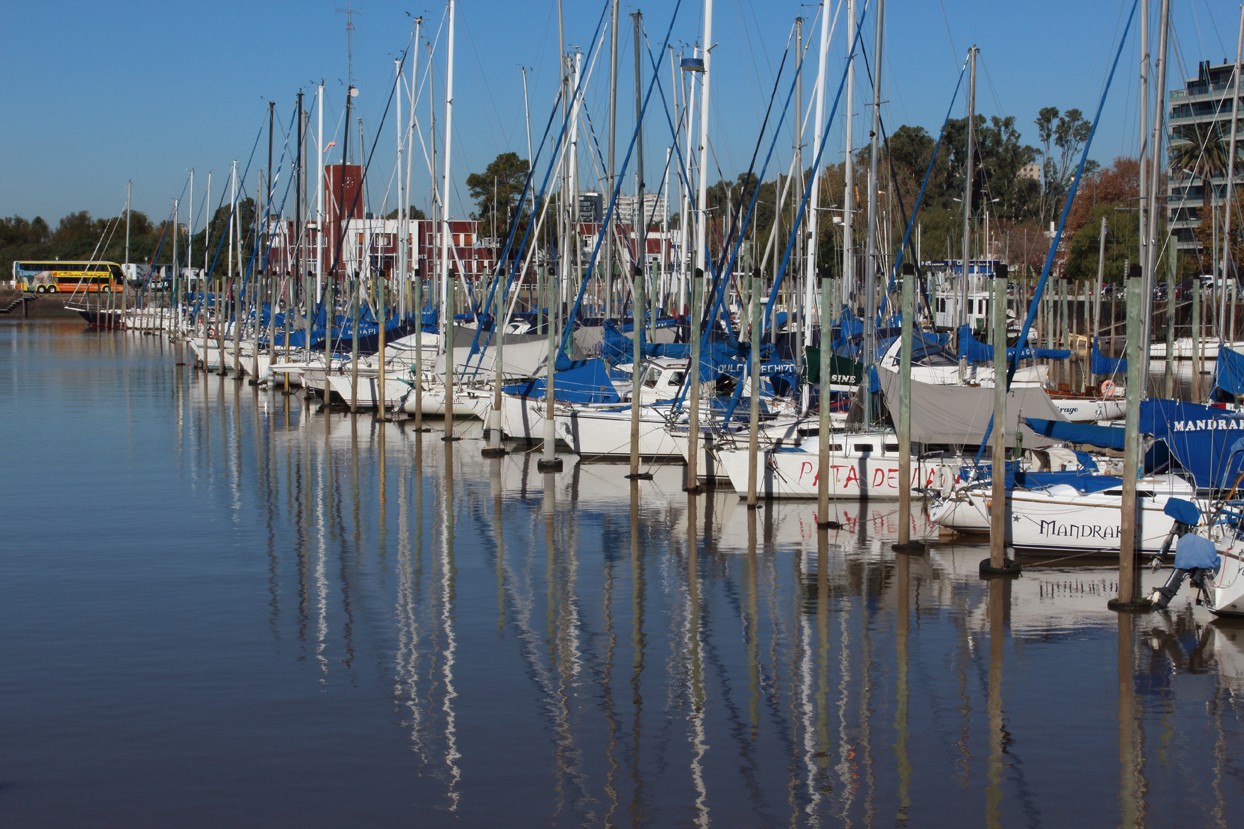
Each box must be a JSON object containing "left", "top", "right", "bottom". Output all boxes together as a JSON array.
[
  {"left": 1147, "top": 400, "right": 1244, "bottom": 490},
  {"left": 1173, "top": 533, "right": 1220, "bottom": 571},
  {"left": 1214, "top": 347, "right": 1244, "bottom": 398},
  {"left": 1091, "top": 338, "right": 1127, "bottom": 375},
  {"left": 956, "top": 325, "right": 1071, "bottom": 362},
  {"left": 1024, "top": 418, "right": 1126, "bottom": 450},
  {"left": 1028, "top": 399, "right": 1244, "bottom": 489},
  {"left": 503, "top": 358, "right": 622, "bottom": 404},
  {"left": 1163, "top": 497, "right": 1202, "bottom": 527}
]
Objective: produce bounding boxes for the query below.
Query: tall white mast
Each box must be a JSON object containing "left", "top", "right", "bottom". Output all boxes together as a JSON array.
[
  {"left": 125, "top": 180, "right": 132, "bottom": 267},
  {"left": 187, "top": 170, "right": 194, "bottom": 289},
  {"left": 405, "top": 18, "right": 422, "bottom": 319},
  {"left": 842, "top": 0, "right": 855, "bottom": 312},
  {"left": 686, "top": 0, "right": 713, "bottom": 492},
  {"left": 862, "top": 0, "right": 884, "bottom": 427},
  {"left": 566, "top": 50, "right": 583, "bottom": 309},
  {"left": 439, "top": 0, "right": 456, "bottom": 335},
  {"left": 316, "top": 82, "right": 325, "bottom": 299},
  {"left": 396, "top": 57, "right": 404, "bottom": 312},
  {"left": 1221, "top": 7, "right": 1244, "bottom": 306},
  {"left": 693, "top": 0, "right": 713, "bottom": 278},
  {"left": 1138, "top": 0, "right": 1150, "bottom": 289},
  {"left": 439, "top": 0, "right": 457, "bottom": 430},
  {"left": 680, "top": 48, "right": 696, "bottom": 311},
  {"left": 803, "top": 0, "right": 832, "bottom": 408},
  {"left": 1142, "top": 0, "right": 1168, "bottom": 380},
  {"left": 957, "top": 45, "right": 977, "bottom": 383}
]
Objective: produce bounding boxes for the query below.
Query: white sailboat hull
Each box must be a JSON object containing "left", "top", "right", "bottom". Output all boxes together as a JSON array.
[
  {"left": 931, "top": 475, "right": 1199, "bottom": 556},
  {"left": 713, "top": 433, "right": 959, "bottom": 500}
]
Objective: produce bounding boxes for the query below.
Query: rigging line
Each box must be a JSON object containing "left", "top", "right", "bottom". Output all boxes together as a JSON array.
[
  {"left": 457, "top": 0, "right": 613, "bottom": 375},
  {"left": 936, "top": 0, "right": 960, "bottom": 68},
  {"left": 455, "top": 14, "right": 508, "bottom": 154},
  {"left": 202, "top": 121, "right": 265, "bottom": 291},
  {"left": 715, "top": 0, "right": 871, "bottom": 425},
  {"left": 557, "top": 0, "right": 690, "bottom": 363},
  {"left": 705, "top": 45, "right": 795, "bottom": 340},
  {"left": 315, "top": 42, "right": 413, "bottom": 318},
  {"left": 875, "top": 53, "right": 970, "bottom": 325},
  {"left": 734, "top": 0, "right": 778, "bottom": 116},
  {"left": 975, "top": 0, "right": 1141, "bottom": 464},
  {"left": 641, "top": 36, "right": 723, "bottom": 289},
  {"left": 792, "top": 2, "right": 829, "bottom": 149}
]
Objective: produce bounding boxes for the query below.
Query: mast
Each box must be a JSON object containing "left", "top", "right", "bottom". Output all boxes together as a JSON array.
[
  {"left": 1221, "top": 7, "right": 1244, "bottom": 322},
  {"left": 291, "top": 91, "right": 302, "bottom": 374},
  {"left": 686, "top": 0, "right": 713, "bottom": 492},
  {"left": 803, "top": 2, "right": 831, "bottom": 413},
  {"left": 605, "top": 0, "right": 620, "bottom": 319},
  {"left": 842, "top": 0, "right": 856, "bottom": 317},
  {"left": 125, "top": 180, "right": 132, "bottom": 267},
  {"left": 316, "top": 83, "right": 325, "bottom": 300},
  {"left": 170, "top": 196, "right": 178, "bottom": 337},
  {"left": 405, "top": 17, "right": 423, "bottom": 320},
  {"left": 187, "top": 171, "right": 194, "bottom": 311},
  {"left": 693, "top": 0, "right": 713, "bottom": 283},
  {"left": 395, "top": 57, "right": 404, "bottom": 319},
  {"left": 958, "top": 45, "right": 978, "bottom": 381},
  {"left": 862, "top": 0, "right": 884, "bottom": 428},
  {"left": 1142, "top": 0, "right": 1168, "bottom": 380},
  {"left": 1138, "top": 0, "right": 1149, "bottom": 292},
  {"left": 629, "top": 9, "right": 645, "bottom": 478},
  {"left": 440, "top": 0, "right": 457, "bottom": 434},
  {"left": 521, "top": 66, "right": 535, "bottom": 221},
  {"left": 679, "top": 46, "right": 695, "bottom": 315}
]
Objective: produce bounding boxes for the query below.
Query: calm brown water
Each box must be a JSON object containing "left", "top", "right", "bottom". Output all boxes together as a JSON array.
[{"left": 1, "top": 320, "right": 1241, "bottom": 827}]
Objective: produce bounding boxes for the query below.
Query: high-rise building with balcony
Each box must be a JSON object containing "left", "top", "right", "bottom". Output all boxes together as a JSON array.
[{"left": 1167, "top": 60, "right": 1242, "bottom": 261}]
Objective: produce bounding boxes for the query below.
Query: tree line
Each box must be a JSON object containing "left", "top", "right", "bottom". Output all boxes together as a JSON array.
[
  {"left": 6, "top": 103, "right": 1233, "bottom": 289},
  {"left": 461, "top": 106, "right": 1230, "bottom": 288}
]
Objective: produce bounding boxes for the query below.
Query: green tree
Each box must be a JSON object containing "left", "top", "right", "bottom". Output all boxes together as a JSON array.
[
  {"left": 385, "top": 205, "right": 426, "bottom": 220},
  {"left": 466, "top": 151, "right": 531, "bottom": 241},
  {"left": 1035, "top": 107, "right": 1092, "bottom": 224}
]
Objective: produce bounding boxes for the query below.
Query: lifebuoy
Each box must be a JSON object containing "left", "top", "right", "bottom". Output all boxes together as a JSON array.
[
  {"left": 1100, "top": 379, "right": 1117, "bottom": 397},
  {"left": 207, "top": 326, "right": 217, "bottom": 338}
]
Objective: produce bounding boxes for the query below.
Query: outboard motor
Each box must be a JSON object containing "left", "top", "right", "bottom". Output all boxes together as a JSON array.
[
  {"left": 1149, "top": 498, "right": 1220, "bottom": 610},
  {"left": 1150, "top": 532, "right": 1221, "bottom": 610}
]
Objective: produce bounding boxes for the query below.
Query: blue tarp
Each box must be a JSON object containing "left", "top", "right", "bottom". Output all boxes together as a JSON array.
[
  {"left": 1151, "top": 401, "right": 1244, "bottom": 490},
  {"left": 503, "top": 358, "right": 622, "bottom": 405},
  {"left": 1027, "top": 398, "right": 1244, "bottom": 490},
  {"left": 955, "top": 325, "right": 1071, "bottom": 363},
  {"left": 1214, "top": 346, "right": 1244, "bottom": 398},
  {"left": 1091, "top": 338, "right": 1127, "bottom": 375},
  {"left": 1024, "top": 418, "right": 1127, "bottom": 450},
  {"left": 1164, "top": 497, "right": 1202, "bottom": 527},
  {"left": 599, "top": 318, "right": 694, "bottom": 364}
]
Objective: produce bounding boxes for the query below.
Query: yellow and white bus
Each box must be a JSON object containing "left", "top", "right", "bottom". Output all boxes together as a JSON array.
[{"left": 14, "top": 261, "right": 125, "bottom": 294}]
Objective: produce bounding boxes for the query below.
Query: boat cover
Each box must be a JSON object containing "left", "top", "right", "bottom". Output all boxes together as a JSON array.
[
  {"left": 502, "top": 358, "right": 622, "bottom": 404},
  {"left": 876, "top": 370, "right": 1066, "bottom": 447},
  {"left": 956, "top": 325, "right": 1071, "bottom": 362},
  {"left": 1090, "top": 338, "right": 1127, "bottom": 375},
  {"left": 1027, "top": 399, "right": 1244, "bottom": 490},
  {"left": 1214, "top": 347, "right": 1244, "bottom": 398},
  {"left": 1173, "top": 533, "right": 1220, "bottom": 571}
]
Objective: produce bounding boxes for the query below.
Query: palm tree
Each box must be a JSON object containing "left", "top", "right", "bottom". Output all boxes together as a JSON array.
[{"left": 1169, "top": 121, "right": 1232, "bottom": 270}]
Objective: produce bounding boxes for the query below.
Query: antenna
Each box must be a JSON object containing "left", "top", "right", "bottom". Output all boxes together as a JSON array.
[{"left": 336, "top": 2, "right": 361, "bottom": 85}]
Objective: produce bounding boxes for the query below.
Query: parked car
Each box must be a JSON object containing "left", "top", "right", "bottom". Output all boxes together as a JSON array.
[{"left": 1200, "top": 274, "right": 1238, "bottom": 294}]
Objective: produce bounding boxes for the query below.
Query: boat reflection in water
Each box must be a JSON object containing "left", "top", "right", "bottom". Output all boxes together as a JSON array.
[{"left": 4, "top": 325, "right": 1243, "bottom": 825}]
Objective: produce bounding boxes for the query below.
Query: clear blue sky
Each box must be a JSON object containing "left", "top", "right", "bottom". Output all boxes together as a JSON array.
[{"left": 0, "top": 0, "right": 1237, "bottom": 231}]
